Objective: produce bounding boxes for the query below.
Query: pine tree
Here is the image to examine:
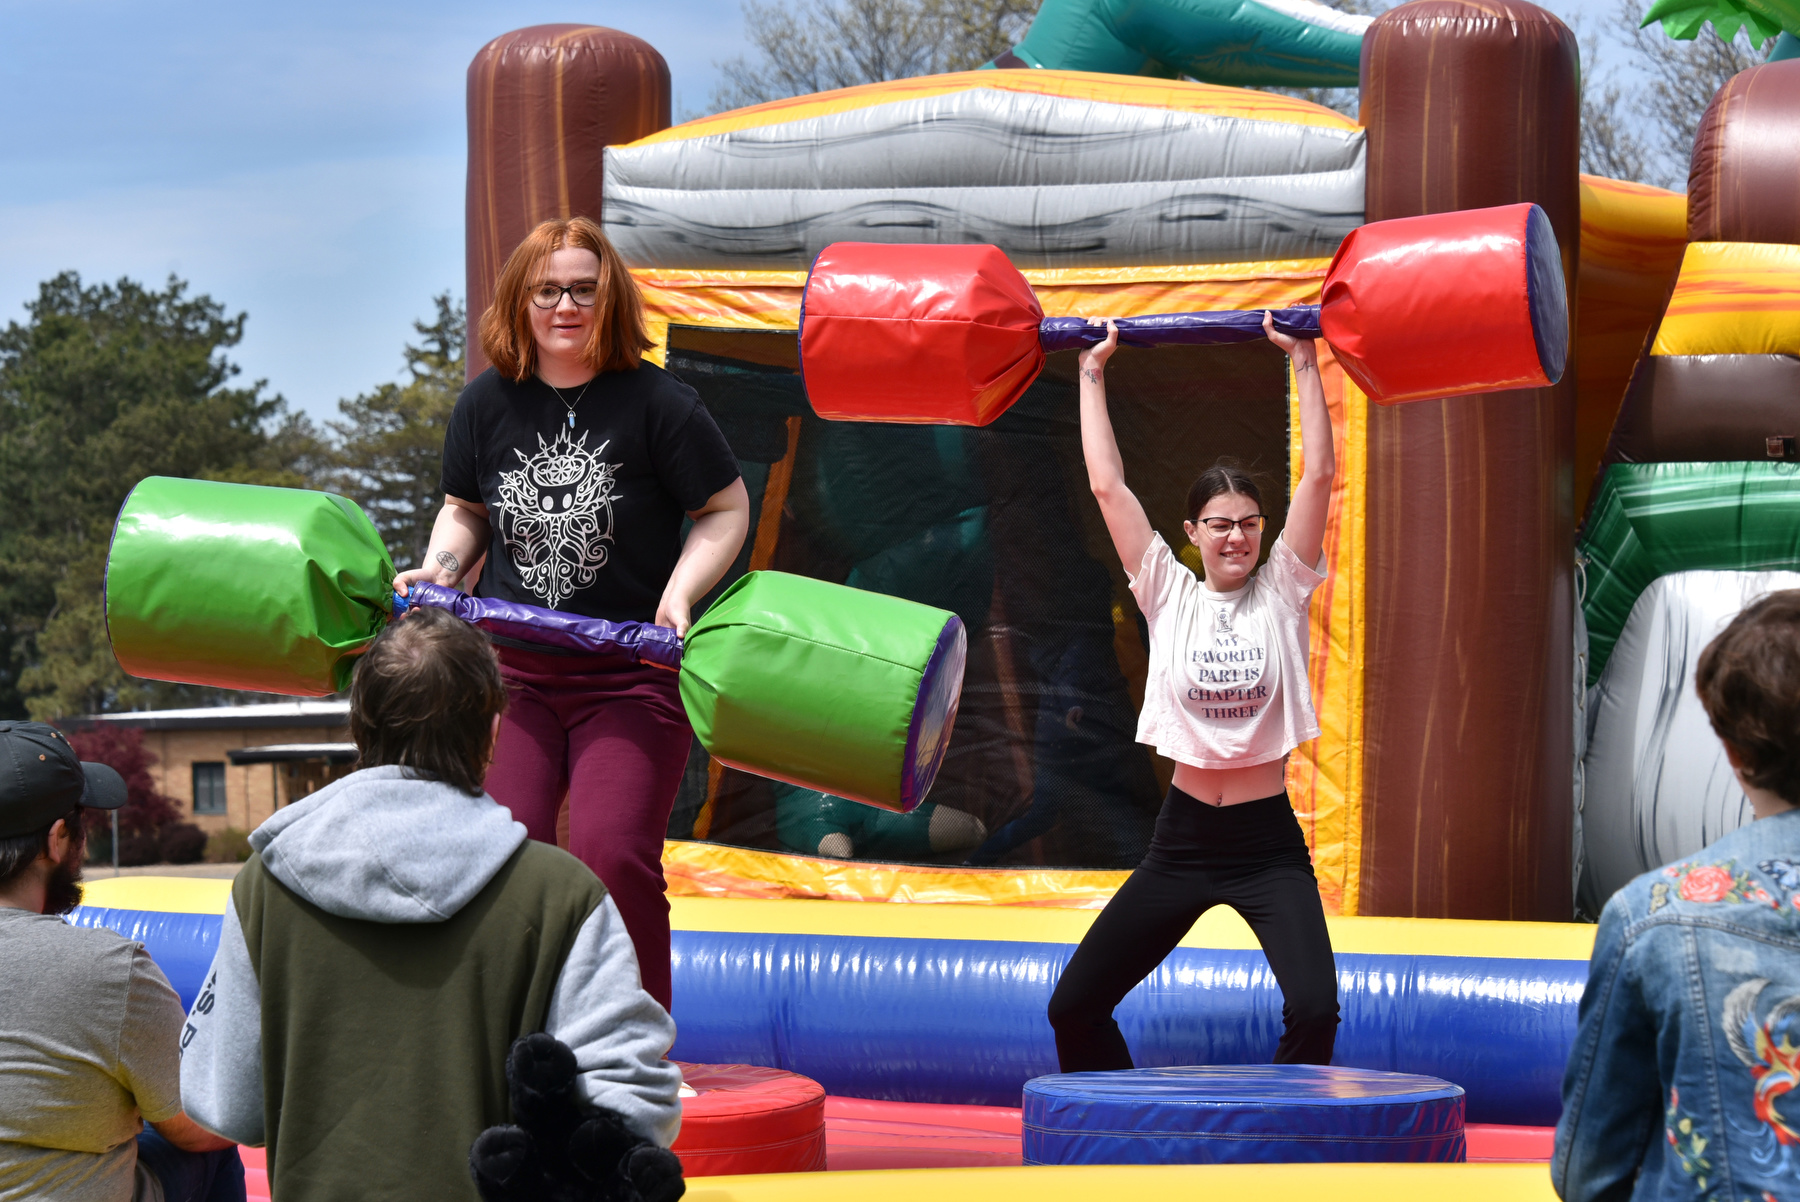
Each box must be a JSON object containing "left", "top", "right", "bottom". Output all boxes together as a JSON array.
[
  {"left": 0, "top": 273, "right": 319, "bottom": 720},
  {"left": 325, "top": 294, "right": 466, "bottom": 571}
]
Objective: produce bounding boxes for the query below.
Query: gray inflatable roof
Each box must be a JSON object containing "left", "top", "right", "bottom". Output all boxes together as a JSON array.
[{"left": 604, "top": 86, "right": 1365, "bottom": 270}]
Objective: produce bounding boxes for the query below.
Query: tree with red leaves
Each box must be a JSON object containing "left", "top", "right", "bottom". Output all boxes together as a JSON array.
[
  {"left": 61, "top": 724, "right": 180, "bottom": 833},
  {"left": 58, "top": 724, "right": 210, "bottom": 864}
]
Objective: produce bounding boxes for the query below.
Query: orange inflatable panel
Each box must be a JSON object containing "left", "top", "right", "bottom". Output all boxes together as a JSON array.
[{"left": 674, "top": 1062, "right": 828, "bottom": 1176}]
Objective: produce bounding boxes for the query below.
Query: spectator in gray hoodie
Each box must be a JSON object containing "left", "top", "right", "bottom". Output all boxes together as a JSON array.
[{"left": 179, "top": 607, "right": 681, "bottom": 1201}]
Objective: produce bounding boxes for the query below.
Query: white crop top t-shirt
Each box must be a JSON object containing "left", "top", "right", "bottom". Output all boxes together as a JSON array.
[{"left": 1128, "top": 532, "right": 1326, "bottom": 770}]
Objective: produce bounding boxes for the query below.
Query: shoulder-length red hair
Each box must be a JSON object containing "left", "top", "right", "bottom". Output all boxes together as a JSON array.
[{"left": 478, "top": 216, "right": 652, "bottom": 380}]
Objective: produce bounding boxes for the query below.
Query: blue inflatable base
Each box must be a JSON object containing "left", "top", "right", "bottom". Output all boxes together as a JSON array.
[
  {"left": 1024, "top": 1065, "right": 1467, "bottom": 1165},
  {"left": 69, "top": 906, "right": 1583, "bottom": 1127},
  {"left": 68, "top": 906, "right": 220, "bottom": 1007},
  {"left": 667, "top": 929, "right": 1582, "bottom": 1125}
]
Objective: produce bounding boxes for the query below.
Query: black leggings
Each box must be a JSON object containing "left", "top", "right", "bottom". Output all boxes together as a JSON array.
[{"left": 1047, "top": 787, "right": 1340, "bottom": 1070}]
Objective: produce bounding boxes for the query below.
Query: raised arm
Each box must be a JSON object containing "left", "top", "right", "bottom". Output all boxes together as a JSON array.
[
  {"left": 1079, "top": 321, "right": 1155, "bottom": 572},
  {"left": 1263, "top": 311, "right": 1334, "bottom": 568}
]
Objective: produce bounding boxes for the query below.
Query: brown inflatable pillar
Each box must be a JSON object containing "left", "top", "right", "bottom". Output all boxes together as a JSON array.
[
  {"left": 1357, "top": 1, "right": 1579, "bottom": 920},
  {"left": 1589, "top": 59, "right": 1800, "bottom": 480},
  {"left": 1688, "top": 58, "right": 1800, "bottom": 243},
  {"left": 466, "top": 25, "right": 671, "bottom": 379}
]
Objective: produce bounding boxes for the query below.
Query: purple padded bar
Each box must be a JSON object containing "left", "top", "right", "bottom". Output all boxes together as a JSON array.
[
  {"left": 399, "top": 583, "right": 684, "bottom": 670},
  {"left": 1038, "top": 306, "right": 1322, "bottom": 353}
]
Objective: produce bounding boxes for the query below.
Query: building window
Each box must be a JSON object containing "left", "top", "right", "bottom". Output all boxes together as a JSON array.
[{"left": 192, "top": 763, "right": 227, "bottom": 815}]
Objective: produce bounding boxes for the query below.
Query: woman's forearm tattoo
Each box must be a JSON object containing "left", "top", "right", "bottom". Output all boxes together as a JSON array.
[
  {"left": 436, "top": 549, "right": 461, "bottom": 574},
  {"left": 1081, "top": 368, "right": 1101, "bottom": 385}
]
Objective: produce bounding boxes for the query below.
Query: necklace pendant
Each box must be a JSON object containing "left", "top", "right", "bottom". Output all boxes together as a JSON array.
[{"left": 567, "top": 411, "right": 575, "bottom": 430}]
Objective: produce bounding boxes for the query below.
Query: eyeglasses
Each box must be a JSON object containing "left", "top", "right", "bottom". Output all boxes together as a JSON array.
[
  {"left": 530, "top": 281, "right": 600, "bottom": 309},
  {"left": 1196, "top": 515, "right": 1268, "bottom": 537}
]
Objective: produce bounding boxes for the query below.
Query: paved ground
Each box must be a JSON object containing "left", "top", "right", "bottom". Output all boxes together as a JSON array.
[{"left": 88, "top": 863, "right": 244, "bottom": 879}]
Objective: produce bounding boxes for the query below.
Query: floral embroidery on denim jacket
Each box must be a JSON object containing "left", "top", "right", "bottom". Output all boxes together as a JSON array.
[
  {"left": 1553, "top": 811, "right": 1800, "bottom": 1202},
  {"left": 1757, "top": 859, "right": 1800, "bottom": 913},
  {"left": 1665, "top": 1087, "right": 1713, "bottom": 1189},
  {"left": 1648, "top": 861, "right": 1777, "bottom": 913}
]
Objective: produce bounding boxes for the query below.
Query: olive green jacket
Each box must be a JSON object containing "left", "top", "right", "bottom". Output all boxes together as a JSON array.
[{"left": 178, "top": 767, "right": 682, "bottom": 1201}]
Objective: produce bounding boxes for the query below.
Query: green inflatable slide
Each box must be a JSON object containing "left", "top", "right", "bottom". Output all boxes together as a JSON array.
[
  {"left": 1579, "top": 462, "right": 1800, "bottom": 686},
  {"left": 993, "top": 0, "right": 1372, "bottom": 87}
]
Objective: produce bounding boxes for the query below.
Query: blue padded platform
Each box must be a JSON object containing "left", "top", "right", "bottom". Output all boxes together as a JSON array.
[{"left": 1023, "top": 1065, "right": 1467, "bottom": 1165}]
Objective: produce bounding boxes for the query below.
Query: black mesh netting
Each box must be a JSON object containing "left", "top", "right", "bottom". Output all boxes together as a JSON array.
[{"left": 664, "top": 325, "right": 1291, "bottom": 869}]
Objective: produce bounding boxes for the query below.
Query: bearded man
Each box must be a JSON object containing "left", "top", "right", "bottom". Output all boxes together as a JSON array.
[{"left": 0, "top": 721, "right": 245, "bottom": 1202}]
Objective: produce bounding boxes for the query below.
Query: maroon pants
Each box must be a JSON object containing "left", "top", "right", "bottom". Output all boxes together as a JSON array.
[{"left": 486, "top": 643, "right": 691, "bottom": 1009}]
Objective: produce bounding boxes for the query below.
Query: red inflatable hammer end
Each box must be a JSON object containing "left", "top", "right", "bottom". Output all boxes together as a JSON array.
[
  {"left": 800, "top": 243, "right": 1046, "bottom": 426},
  {"left": 1322, "top": 203, "right": 1568, "bottom": 405}
]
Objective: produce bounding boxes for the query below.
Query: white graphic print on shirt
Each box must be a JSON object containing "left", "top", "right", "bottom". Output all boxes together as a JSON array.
[
  {"left": 495, "top": 429, "right": 621, "bottom": 608},
  {"left": 1186, "top": 601, "right": 1269, "bottom": 720}
]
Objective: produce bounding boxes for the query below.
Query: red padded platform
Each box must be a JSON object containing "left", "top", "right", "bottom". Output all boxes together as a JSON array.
[
  {"left": 825, "top": 1096, "right": 1024, "bottom": 1170},
  {"left": 1465, "top": 1123, "right": 1556, "bottom": 1163},
  {"left": 242, "top": 1147, "right": 267, "bottom": 1200},
  {"left": 673, "top": 1062, "right": 827, "bottom": 1176}
]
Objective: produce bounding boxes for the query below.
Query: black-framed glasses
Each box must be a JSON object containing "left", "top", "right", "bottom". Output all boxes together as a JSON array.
[
  {"left": 530, "top": 281, "right": 600, "bottom": 309},
  {"left": 1197, "top": 514, "right": 1268, "bottom": 537}
]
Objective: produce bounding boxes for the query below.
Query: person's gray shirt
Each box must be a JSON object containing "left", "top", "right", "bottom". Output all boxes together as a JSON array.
[{"left": 0, "top": 906, "right": 185, "bottom": 1201}]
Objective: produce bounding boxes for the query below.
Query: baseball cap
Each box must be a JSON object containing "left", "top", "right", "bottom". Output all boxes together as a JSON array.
[{"left": 0, "top": 722, "right": 129, "bottom": 838}]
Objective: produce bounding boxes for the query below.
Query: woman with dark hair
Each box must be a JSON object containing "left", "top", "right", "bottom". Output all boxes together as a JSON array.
[
  {"left": 394, "top": 216, "right": 749, "bottom": 1009},
  {"left": 1047, "top": 312, "right": 1340, "bottom": 1070}
]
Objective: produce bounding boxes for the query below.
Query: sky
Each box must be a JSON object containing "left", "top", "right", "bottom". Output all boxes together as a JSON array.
[
  {"left": 0, "top": 0, "right": 743, "bottom": 424},
  {"left": 0, "top": 0, "right": 1626, "bottom": 426}
]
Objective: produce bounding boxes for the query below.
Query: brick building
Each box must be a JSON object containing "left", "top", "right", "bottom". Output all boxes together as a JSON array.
[{"left": 85, "top": 701, "right": 355, "bottom": 834}]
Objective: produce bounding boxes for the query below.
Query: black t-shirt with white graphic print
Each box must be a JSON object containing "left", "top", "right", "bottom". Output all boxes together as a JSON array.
[{"left": 440, "top": 364, "right": 742, "bottom": 625}]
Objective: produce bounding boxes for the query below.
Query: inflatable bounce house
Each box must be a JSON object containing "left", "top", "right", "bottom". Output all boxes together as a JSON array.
[
  {"left": 462, "top": 0, "right": 1633, "bottom": 921},
  {"left": 82, "top": 0, "right": 1800, "bottom": 1197},
  {"left": 1576, "top": 59, "right": 1800, "bottom": 914}
]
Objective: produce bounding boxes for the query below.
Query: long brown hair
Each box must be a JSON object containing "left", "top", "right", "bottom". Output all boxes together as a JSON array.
[{"left": 478, "top": 216, "right": 652, "bottom": 380}]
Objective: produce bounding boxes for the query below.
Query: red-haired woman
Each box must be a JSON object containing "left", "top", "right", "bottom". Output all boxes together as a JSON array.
[{"left": 396, "top": 217, "right": 749, "bottom": 1007}]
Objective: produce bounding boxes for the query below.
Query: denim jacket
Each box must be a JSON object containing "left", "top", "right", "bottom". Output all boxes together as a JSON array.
[{"left": 1555, "top": 809, "right": 1800, "bottom": 1202}]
